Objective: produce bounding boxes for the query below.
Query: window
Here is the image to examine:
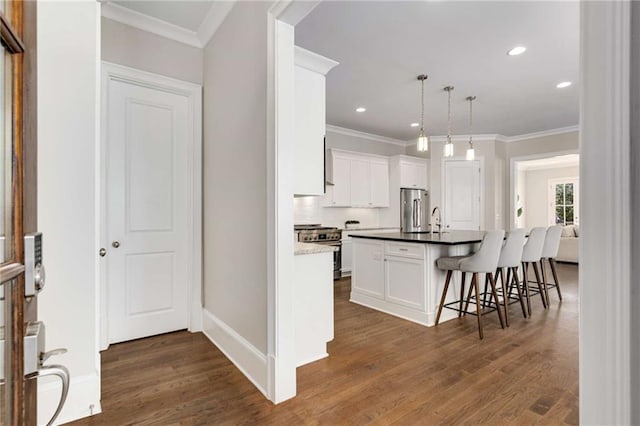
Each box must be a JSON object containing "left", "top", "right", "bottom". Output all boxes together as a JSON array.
[{"left": 549, "top": 178, "right": 579, "bottom": 226}]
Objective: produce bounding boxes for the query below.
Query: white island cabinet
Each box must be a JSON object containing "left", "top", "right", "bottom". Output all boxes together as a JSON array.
[
  {"left": 351, "top": 232, "right": 483, "bottom": 326},
  {"left": 294, "top": 243, "right": 335, "bottom": 366}
]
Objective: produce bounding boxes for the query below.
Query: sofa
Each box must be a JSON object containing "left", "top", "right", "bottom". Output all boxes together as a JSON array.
[{"left": 556, "top": 224, "right": 579, "bottom": 263}]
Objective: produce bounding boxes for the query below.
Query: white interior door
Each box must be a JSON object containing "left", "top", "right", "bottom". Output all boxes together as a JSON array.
[
  {"left": 444, "top": 160, "right": 481, "bottom": 230},
  {"left": 106, "top": 79, "right": 190, "bottom": 344}
]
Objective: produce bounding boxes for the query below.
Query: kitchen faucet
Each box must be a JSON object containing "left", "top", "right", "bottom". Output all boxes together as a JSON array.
[{"left": 431, "top": 206, "right": 442, "bottom": 233}]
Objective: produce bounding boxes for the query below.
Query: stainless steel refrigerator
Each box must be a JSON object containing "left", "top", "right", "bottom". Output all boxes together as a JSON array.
[{"left": 400, "top": 188, "right": 430, "bottom": 232}]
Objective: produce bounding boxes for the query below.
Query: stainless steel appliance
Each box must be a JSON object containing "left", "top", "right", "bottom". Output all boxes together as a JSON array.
[
  {"left": 400, "top": 188, "right": 430, "bottom": 232},
  {"left": 295, "top": 224, "right": 342, "bottom": 279}
]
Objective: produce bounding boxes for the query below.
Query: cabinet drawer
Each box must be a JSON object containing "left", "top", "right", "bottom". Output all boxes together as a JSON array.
[{"left": 385, "top": 242, "right": 424, "bottom": 259}]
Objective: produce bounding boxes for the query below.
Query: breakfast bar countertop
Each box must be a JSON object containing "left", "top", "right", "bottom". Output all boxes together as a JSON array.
[{"left": 350, "top": 230, "right": 486, "bottom": 245}]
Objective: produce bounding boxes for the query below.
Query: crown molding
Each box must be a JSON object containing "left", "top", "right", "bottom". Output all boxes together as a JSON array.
[
  {"left": 427, "top": 134, "right": 500, "bottom": 144},
  {"left": 498, "top": 125, "right": 579, "bottom": 143},
  {"left": 101, "top": 1, "right": 236, "bottom": 49},
  {"left": 295, "top": 46, "right": 339, "bottom": 75},
  {"left": 101, "top": 2, "right": 201, "bottom": 47},
  {"left": 325, "top": 125, "right": 407, "bottom": 147},
  {"left": 197, "top": 1, "right": 236, "bottom": 48}
]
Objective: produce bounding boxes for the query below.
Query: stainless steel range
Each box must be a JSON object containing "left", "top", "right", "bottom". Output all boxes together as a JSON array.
[{"left": 295, "top": 224, "right": 342, "bottom": 279}]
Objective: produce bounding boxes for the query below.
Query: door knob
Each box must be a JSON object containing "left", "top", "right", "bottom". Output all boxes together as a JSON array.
[
  {"left": 99, "top": 248, "right": 106, "bottom": 257},
  {"left": 112, "top": 241, "right": 120, "bottom": 248}
]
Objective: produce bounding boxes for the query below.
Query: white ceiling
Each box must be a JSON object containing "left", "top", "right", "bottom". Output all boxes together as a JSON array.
[
  {"left": 295, "top": 1, "right": 580, "bottom": 140},
  {"left": 111, "top": 0, "right": 214, "bottom": 31},
  {"left": 517, "top": 154, "right": 580, "bottom": 171}
]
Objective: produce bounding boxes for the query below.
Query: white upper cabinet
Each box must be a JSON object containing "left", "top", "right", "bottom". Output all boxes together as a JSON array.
[
  {"left": 399, "top": 159, "right": 428, "bottom": 190},
  {"left": 293, "top": 47, "right": 338, "bottom": 196},
  {"left": 325, "top": 149, "right": 389, "bottom": 208}
]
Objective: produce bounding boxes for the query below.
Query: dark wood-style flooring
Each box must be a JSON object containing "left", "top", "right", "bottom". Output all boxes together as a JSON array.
[{"left": 72, "top": 263, "right": 578, "bottom": 425}]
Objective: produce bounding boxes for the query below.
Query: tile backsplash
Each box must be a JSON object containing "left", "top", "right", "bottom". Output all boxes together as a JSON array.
[{"left": 293, "top": 196, "right": 382, "bottom": 229}]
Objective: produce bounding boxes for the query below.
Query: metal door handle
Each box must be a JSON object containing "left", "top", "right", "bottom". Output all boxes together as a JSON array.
[
  {"left": 112, "top": 241, "right": 120, "bottom": 248},
  {"left": 99, "top": 248, "right": 107, "bottom": 257},
  {"left": 28, "top": 364, "right": 69, "bottom": 426}
]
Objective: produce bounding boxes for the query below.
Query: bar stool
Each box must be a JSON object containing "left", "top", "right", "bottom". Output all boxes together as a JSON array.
[
  {"left": 435, "top": 230, "right": 505, "bottom": 339},
  {"left": 540, "top": 225, "right": 564, "bottom": 303},
  {"left": 496, "top": 228, "right": 528, "bottom": 326},
  {"left": 519, "top": 227, "right": 548, "bottom": 315}
]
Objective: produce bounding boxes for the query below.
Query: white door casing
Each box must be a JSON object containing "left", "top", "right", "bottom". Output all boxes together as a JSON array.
[
  {"left": 443, "top": 159, "right": 481, "bottom": 231},
  {"left": 101, "top": 62, "right": 202, "bottom": 348}
]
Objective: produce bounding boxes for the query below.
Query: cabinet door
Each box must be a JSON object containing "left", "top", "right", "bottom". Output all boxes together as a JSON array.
[
  {"left": 385, "top": 255, "right": 426, "bottom": 310},
  {"left": 370, "top": 159, "right": 389, "bottom": 207},
  {"left": 329, "top": 155, "right": 351, "bottom": 206},
  {"left": 400, "top": 161, "right": 427, "bottom": 190},
  {"left": 352, "top": 240, "right": 384, "bottom": 299},
  {"left": 350, "top": 157, "right": 370, "bottom": 207},
  {"left": 341, "top": 238, "right": 352, "bottom": 276},
  {"left": 294, "top": 66, "right": 325, "bottom": 195}
]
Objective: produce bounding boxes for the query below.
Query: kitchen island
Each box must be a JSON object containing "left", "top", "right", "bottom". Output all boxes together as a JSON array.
[{"left": 350, "top": 231, "right": 484, "bottom": 326}]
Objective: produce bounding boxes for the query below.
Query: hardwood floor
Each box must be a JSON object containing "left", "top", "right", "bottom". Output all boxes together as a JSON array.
[{"left": 72, "top": 263, "right": 578, "bottom": 425}]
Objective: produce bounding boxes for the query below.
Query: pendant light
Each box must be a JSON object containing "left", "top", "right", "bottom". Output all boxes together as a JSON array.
[
  {"left": 443, "top": 86, "right": 454, "bottom": 157},
  {"left": 466, "top": 95, "right": 477, "bottom": 161},
  {"left": 416, "top": 74, "right": 429, "bottom": 152}
]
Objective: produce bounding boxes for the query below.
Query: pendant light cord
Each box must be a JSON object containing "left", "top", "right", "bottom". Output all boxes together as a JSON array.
[
  {"left": 447, "top": 88, "right": 452, "bottom": 143},
  {"left": 468, "top": 96, "right": 474, "bottom": 147},
  {"left": 420, "top": 78, "right": 425, "bottom": 133}
]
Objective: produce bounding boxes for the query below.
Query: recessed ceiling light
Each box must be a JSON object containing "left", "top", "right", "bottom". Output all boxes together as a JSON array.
[
  {"left": 507, "top": 46, "right": 527, "bottom": 56},
  {"left": 356, "top": 107, "right": 366, "bottom": 112},
  {"left": 556, "top": 81, "right": 572, "bottom": 89},
  {"left": 410, "top": 122, "right": 419, "bottom": 127}
]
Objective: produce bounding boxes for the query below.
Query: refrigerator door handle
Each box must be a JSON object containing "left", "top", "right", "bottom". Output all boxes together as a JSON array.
[{"left": 413, "top": 199, "right": 421, "bottom": 228}]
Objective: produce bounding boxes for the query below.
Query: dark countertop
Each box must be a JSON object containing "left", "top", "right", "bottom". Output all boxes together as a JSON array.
[{"left": 350, "top": 230, "right": 485, "bottom": 245}]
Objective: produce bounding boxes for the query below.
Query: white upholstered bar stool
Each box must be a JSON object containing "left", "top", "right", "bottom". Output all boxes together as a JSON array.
[
  {"left": 435, "top": 230, "right": 505, "bottom": 339},
  {"left": 520, "top": 227, "right": 548, "bottom": 315},
  {"left": 496, "top": 228, "right": 528, "bottom": 326},
  {"left": 540, "top": 225, "right": 564, "bottom": 304}
]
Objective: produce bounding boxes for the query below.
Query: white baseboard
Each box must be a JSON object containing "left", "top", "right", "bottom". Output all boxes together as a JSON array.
[
  {"left": 38, "top": 371, "right": 101, "bottom": 426},
  {"left": 202, "top": 308, "right": 268, "bottom": 398}
]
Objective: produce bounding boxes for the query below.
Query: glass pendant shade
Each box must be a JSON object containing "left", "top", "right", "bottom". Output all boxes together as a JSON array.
[
  {"left": 466, "top": 147, "right": 475, "bottom": 161},
  {"left": 417, "top": 131, "right": 429, "bottom": 152},
  {"left": 444, "top": 141, "right": 454, "bottom": 157}
]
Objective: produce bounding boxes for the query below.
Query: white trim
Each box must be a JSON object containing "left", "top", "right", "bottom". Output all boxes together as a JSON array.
[
  {"left": 428, "top": 134, "right": 499, "bottom": 144},
  {"left": 294, "top": 46, "right": 339, "bottom": 75},
  {"left": 267, "top": 0, "right": 320, "bottom": 405},
  {"left": 441, "top": 156, "right": 485, "bottom": 231},
  {"left": 101, "top": 2, "right": 201, "bottom": 48},
  {"left": 99, "top": 62, "right": 203, "bottom": 350},
  {"left": 498, "top": 125, "right": 579, "bottom": 143},
  {"left": 508, "top": 149, "right": 579, "bottom": 231},
  {"left": 196, "top": 1, "right": 236, "bottom": 47},
  {"left": 202, "top": 309, "right": 268, "bottom": 397},
  {"left": 326, "top": 124, "right": 408, "bottom": 147},
  {"left": 580, "top": 1, "right": 631, "bottom": 424},
  {"left": 38, "top": 372, "right": 101, "bottom": 426}
]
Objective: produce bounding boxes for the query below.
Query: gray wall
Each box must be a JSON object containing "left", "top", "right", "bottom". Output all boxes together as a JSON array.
[
  {"left": 326, "top": 130, "right": 406, "bottom": 156},
  {"left": 102, "top": 17, "right": 203, "bottom": 84},
  {"left": 202, "top": 1, "right": 270, "bottom": 354},
  {"left": 631, "top": 1, "right": 640, "bottom": 423},
  {"left": 524, "top": 165, "right": 579, "bottom": 229}
]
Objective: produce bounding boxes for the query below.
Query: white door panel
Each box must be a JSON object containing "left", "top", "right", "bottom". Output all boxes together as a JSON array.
[
  {"left": 107, "top": 80, "right": 189, "bottom": 343},
  {"left": 444, "top": 160, "right": 481, "bottom": 230}
]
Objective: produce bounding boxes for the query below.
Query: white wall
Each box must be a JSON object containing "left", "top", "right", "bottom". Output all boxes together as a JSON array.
[
  {"left": 101, "top": 17, "right": 203, "bottom": 84},
  {"left": 523, "top": 165, "right": 579, "bottom": 229},
  {"left": 631, "top": 3, "right": 640, "bottom": 422},
  {"left": 37, "top": 1, "right": 101, "bottom": 423},
  {"left": 202, "top": 0, "right": 270, "bottom": 387},
  {"left": 516, "top": 168, "right": 526, "bottom": 228}
]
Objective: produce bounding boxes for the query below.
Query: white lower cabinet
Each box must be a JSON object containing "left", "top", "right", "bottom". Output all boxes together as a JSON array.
[
  {"left": 351, "top": 240, "right": 385, "bottom": 298},
  {"left": 341, "top": 238, "right": 352, "bottom": 276},
  {"left": 352, "top": 240, "right": 426, "bottom": 317},
  {"left": 384, "top": 255, "right": 426, "bottom": 311}
]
